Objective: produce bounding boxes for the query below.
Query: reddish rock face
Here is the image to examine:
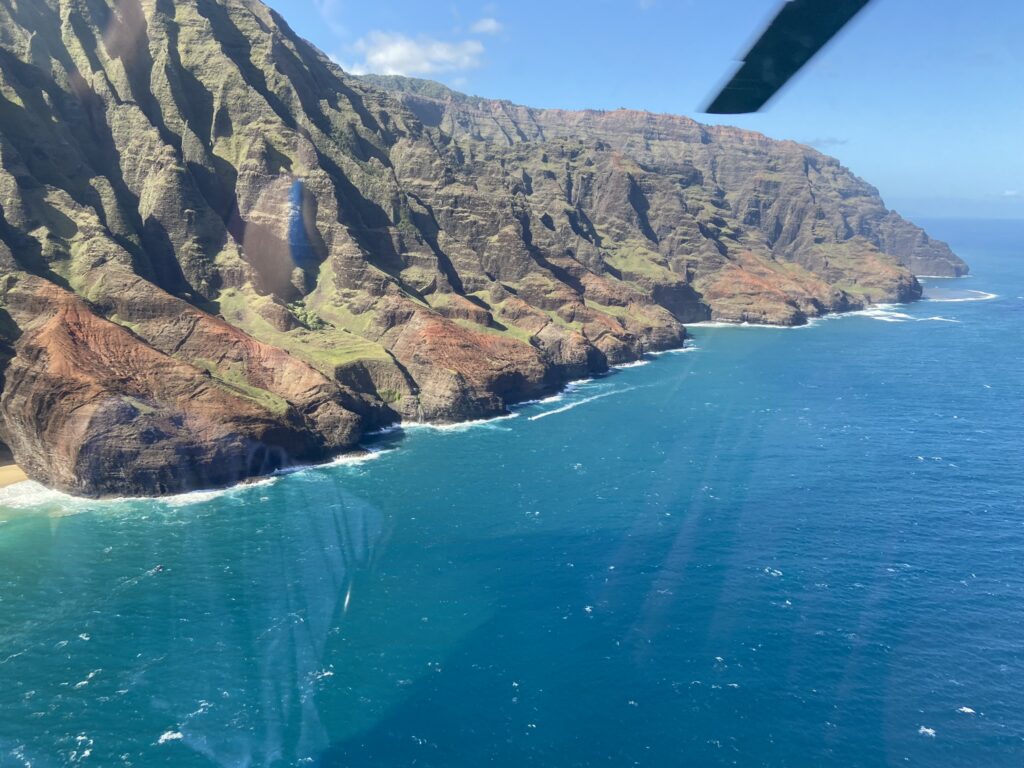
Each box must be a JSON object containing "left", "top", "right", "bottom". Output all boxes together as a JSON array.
[
  {"left": 0, "top": 1, "right": 965, "bottom": 496},
  {"left": 383, "top": 307, "right": 557, "bottom": 421},
  {"left": 0, "top": 277, "right": 355, "bottom": 496}
]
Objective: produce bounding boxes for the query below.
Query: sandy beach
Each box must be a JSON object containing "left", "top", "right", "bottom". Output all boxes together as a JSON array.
[{"left": 0, "top": 463, "right": 27, "bottom": 488}]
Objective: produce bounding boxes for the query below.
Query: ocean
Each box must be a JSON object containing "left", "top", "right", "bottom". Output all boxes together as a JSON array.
[{"left": 0, "top": 219, "right": 1021, "bottom": 767}]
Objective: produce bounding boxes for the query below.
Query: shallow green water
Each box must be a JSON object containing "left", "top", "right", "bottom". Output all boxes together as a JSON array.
[{"left": 1, "top": 220, "right": 1022, "bottom": 767}]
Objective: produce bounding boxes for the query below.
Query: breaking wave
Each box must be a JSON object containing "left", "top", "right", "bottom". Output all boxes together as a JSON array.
[
  {"left": 528, "top": 387, "right": 635, "bottom": 422},
  {"left": 0, "top": 481, "right": 77, "bottom": 511},
  {"left": 925, "top": 290, "right": 998, "bottom": 303},
  {"left": 399, "top": 413, "right": 521, "bottom": 432},
  {"left": 687, "top": 320, "right": 818, "bottom": 330},
  {"left": 845, "top": 305, "right": 963, "bottom": 323}
]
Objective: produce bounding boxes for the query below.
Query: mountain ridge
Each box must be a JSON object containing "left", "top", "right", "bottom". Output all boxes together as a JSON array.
[{"left": 0, "top": 0, "right": 966, "bottom": 496}]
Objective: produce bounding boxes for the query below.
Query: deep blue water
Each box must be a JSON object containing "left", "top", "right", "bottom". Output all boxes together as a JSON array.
[{"left": 1, "top": 219, "right": 1022, "bottom": 767}]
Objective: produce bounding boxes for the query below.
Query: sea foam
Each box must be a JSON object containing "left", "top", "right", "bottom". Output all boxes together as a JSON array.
[
  {"left": 687, "top": 320, "right": 819, "bottom": 330},
  {"left": 925, "top": 290, "right": 998, "bottom": 303},
  {"left": 512, "top": 393, "right": 566, "bottom": 409},
  {"left": 844, "top": 305, "right": 963, "bottom": 324},
  {"left": 0, "top": 481, "right": 78, "bottom": 511},
  {"left": 399, "top": 413, "right": 521, "bottom": 432},
  {"left": 528, "top": 387, "right": 634, "bottom": 422},
  {"left": 844, "top": 305, "right": 915, "bottom": 322},
  {"left": 648, "top": 345, "right": 700, "bottom": 356}
]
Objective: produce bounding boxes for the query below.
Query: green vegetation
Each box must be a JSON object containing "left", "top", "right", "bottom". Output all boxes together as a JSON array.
[
  {"left": 288, "top": 301, "right": 328, "bottom": 330},
  {"left": 584, "top": 299, "right": 629, "bottom": 319},
  {"left": 217, "top": 286, "right": 392, "bottom": 376},
  {"left": 107, "top": 315, "right": 143, "bottom": 336},
  {"left": 596, "top": 236, "right": 675, "bottom": 281},
  {"left": 540, "top": 309, "right": 583, "bottom": 332},
  {"left": 189, "top": 357, "right": 291, "bottom": 417}
]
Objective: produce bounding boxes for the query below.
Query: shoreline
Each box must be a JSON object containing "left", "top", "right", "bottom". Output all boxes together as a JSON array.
[
  {"left": 0, "top": 345, "right": 691, "bottom": 505},
  {"left": 0, "top": 464, "right": 28, "bottom": 489},
  {"left": 0, "top": 284, "right": 972, "bottom": 505}
]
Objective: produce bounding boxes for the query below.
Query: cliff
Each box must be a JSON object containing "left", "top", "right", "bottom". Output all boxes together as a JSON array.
[{"left": 0, "top": 0, "right": 966, "bottom": 496}]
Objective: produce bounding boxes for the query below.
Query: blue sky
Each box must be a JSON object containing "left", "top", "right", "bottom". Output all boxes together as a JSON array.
[{"left": 268, "top": 0, "right": 1024, "bottom": 220}]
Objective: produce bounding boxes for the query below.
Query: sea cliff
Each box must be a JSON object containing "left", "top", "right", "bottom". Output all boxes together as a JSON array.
[{"left": 0, "top": 0, "right": 966, "bottom": 496}]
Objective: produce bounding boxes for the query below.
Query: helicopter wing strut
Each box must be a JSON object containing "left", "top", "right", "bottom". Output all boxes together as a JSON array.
[{"left": 705, "top": 0, "right": 872, "bottom": 114}]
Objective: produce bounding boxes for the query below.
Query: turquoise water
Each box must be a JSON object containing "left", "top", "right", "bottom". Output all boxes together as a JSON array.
[{"left": 1, "top": 219, "right": 1022, "bottom": 767}]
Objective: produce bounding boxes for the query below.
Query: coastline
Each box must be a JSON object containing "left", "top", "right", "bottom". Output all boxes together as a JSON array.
[
  {"left": 0, "top": 442, "right": 27, "bottom": 489},
  {"left": 0, "top": 284, "right": 978, "bottom": 505},
  {"left": 0, "top": 463, "right": 27, "bottom": 489}
]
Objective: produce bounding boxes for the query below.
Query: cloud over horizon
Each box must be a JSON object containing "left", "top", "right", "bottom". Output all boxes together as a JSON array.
[
  {"left": 348, "top": 31, "right": 485, "bottom": 76},
  {"left": 310, "top": 3, "right": 499, "bottom": 79}
]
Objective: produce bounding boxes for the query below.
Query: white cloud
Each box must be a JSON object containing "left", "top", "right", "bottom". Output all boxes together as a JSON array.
[
  {"left": 1003, "top": 190, "right": 1020, "bottom": 198},
  {"left": 351, "top": 32, "right": 484, "bottom": 76},
  {"left": 470, "top": 17, "right": 503, "bottom": 34}
]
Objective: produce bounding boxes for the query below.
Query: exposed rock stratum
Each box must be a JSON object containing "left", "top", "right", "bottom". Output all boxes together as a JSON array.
[{"left": 0, "top": 0, "right": 967, "bottom": 496}]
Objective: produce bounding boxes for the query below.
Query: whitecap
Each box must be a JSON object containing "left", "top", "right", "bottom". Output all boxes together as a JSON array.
[
  {"left": 321, "top": 448, "right": 392, "bottom": 467},
  {"left": 0, "top": 481, "right": 78, "bottom": 510},
  {"left": 528, "top": 388, "right": 633, "bottom": 422},
  {"left": 918, "top": 726, "right": 936, "bottom": 738},
  {"left": 614, "top": 359, "right": 651, "bottom": 369},
  {"left": 161, "top": 475, "right": 280, "bottom": 508},
  {"left": 925, "top": 290, "right": 998, "bottom": 303},
  {"left": 688, "top": 321, "right": 752, "bottom": 328},
  {"left": 846, "top": 306, "right": 915, "bottom": 323},
  {"left": 365, "top": 423, "right": 404, "bottom": 436},
  {"left": 957, "top": 707, "right": 976, "bottom": 715},
  {"left": 688, "top": 320, "right": 816, "bottom": 330},
  {"left": 536, "top": 392, "right": 567, "bottom": 404},
  {"left": 157, "top": 731, "right": 184, "bottom": 745},
  {"left": 160, "top": 488, "right": 240, "bottom": 508},
  {"left": 73, "top": 669, "right": 100, "bottom": 689},
  {"left": 400, "top": 413, "right": 521, "bottom": 432},
  {"left": 511, "top": 392, "right": 565, "bottom": 409},
  {"left": 267, "top": 449, "right": 395, "bottom": 485},
  {"left": 649, "top": 345, "right": 700, "bottom": 356}
]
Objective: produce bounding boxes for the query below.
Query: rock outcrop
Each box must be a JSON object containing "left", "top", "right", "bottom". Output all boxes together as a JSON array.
[{"left": 0, "top": 0, "right": 966, "bottom": 496}]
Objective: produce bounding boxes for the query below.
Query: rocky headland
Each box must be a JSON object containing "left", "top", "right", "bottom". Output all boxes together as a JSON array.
[{"left": 0, "top": 0, "right": 967, "bottom": 496}]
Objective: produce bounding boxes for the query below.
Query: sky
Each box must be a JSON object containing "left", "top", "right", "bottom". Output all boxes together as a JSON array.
[{"left": 267, "top": 0, "right": 1024, "bottom": 220}]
